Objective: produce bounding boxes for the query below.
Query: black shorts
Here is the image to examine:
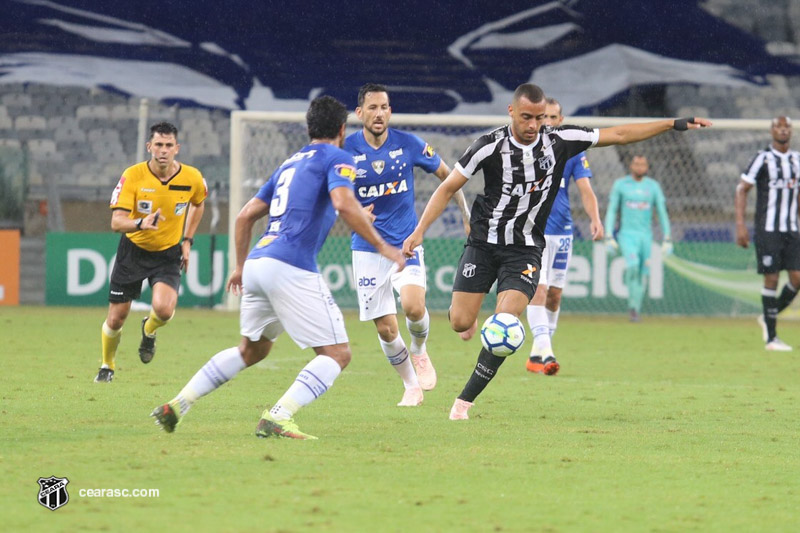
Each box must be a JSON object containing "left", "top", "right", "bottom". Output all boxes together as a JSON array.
[
  {"left": 452, "top": 239, "right": 542, "bottom": 301},
  {"left": 754, "top": 231, "right": 800, "bottom": 274},
  {"left": 108, "top": 236, "right": 182, "bottom": 303}
]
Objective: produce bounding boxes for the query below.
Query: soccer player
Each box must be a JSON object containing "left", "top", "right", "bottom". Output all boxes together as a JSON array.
[
  {"left": 525, "top": 97, "right": 603, "bottom": 375},
  {"left": 95, "top": 122, "right": 206, "bottom": 383},
  {"left": 604, "top": 155, "right": 672, "bottom": 323},
  {"left": 736, "top": 116, "right": 800, "bottom": 351},
  {"left": 403, "top": 83, "right": 710, "bottom": 420},
  {"left": 344, "top": 83, "right": 470, "bottom": 406},
  {"left": 151, "top": 96, "right": 405, "bottom": 440}
]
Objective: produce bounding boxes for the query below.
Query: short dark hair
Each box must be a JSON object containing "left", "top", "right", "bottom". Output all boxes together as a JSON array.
[
  {"left": 149, "top": 122, "right": 178, "bottom": 140},
  {"left": 513, "top": 84, "right": 545, "bottom": 105},
  {"left": 545, "top": 97, "right": 562, "bottom": 115},
  {"left": 358, "top": 83, "right": 389, "bottom": 107},
  {"left": 306, "top": 95, "right": 348, "bottom": 140}
]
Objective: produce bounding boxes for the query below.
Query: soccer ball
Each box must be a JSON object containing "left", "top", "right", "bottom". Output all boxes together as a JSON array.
[{"left": 480, "top": 313, "right": 526, "bottom": 356}]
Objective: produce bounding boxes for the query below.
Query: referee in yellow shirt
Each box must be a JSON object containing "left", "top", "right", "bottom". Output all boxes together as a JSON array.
[{"left": 95, "top": 122, "right": 207, "bottom": 383}]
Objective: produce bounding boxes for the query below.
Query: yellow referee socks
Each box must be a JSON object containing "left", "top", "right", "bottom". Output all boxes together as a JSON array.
[
  {"left": 101, "top": 321, "right": 122, "bottom": 370},
  {"left": 144, "top": 309, "right": 172, "bottom": 336}
]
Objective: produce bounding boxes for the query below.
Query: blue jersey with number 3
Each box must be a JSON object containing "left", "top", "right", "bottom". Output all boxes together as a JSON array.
[
  {"left": 247, "top": 143, "right": 356, "bottom": 272},
  {"left": 344, "top": 128, "right": 441, "bottom": 251},
  {"left": 545, "top": 151, "right": 592, "bottom": 236}
]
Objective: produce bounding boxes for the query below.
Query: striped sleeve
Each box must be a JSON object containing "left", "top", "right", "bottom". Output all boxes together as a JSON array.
[
  {"left": 741, "top": 151, "right": 766, "bottom": 184},
  {"left": 555, "top": 126, "right": 599, "bottom": 159},
  {"left": 455, "top": 133, "right": 502, "bottom": 179}
]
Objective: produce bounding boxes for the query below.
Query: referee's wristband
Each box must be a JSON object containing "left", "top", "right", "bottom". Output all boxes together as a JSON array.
[
  {"left": 182, "top": 237, "right": 194, "bottom": 246},
  {"left": 135, "top": 218, "right": 143, "bottom": 230}
]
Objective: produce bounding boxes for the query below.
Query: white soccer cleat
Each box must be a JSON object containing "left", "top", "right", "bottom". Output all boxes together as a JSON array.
[
  {"left": 411, "top": 352, "right": 437, "bottom": 390},
  {"left": 765, "top": 338, "right": 792, "bottom": 351},
  {"left": 397, "top": 387, "right": 423, "bottom": 407},
  {"left": 756, "top": 315, "right": 768, "bottom": 342},
  {"left": 449, "top": 398, "right": 473, "bottom": 420}
]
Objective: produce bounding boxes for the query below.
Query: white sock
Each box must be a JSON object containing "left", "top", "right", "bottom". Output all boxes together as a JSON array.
[
  {"left": 406, "top": 308, "right": 430, "bottom": 355},
  {"left": 546, "top": 308, "right": 560, "bottom": 337},
  {"left": 173, "top": 347, "right": 246, "bottom": 416},
  {"left": 270, "top": 355, "right": 342, "bottom": 421},
  {"left": 527, "top": 305, "right": 551, "bottom": 354},
  {"left": 380, "top": 335, "right": 419, "bottom": 389}
]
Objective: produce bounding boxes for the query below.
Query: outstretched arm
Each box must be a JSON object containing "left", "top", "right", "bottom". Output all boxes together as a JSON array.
[
  {"left": 404, "top": 168, "right": 469, "bottom": 256},
  {"left": 435, "top": 161, "right": 471, "bottom": 235},
  {"left": 575, "top": 178, "right": 603, "bottom": 240},
  {"left": 596, "top": 117, "right": 712, "bottom": 148}
]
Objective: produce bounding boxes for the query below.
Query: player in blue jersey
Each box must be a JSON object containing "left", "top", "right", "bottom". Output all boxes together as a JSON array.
[
  {"left": 151, "top": 96, "right": 405, "bottom": 439},
  {"left": 525, "top": 98, "right": 603, "bottom": 375},
  {"left": 604, "top": 155, "right": 672, "bottom": 322},
  {"left": 345, "top": 83, "right": 470, "bottom": 407}
]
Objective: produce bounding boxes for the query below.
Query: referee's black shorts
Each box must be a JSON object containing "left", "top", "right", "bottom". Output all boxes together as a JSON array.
[
  {"left": 108, "top": 236, "right": 182, "bottom": 303},
  {"left": 452, "top": 239, "right": 542, "bottom": 301},
  {"left": 754, "top": 230, "right": 800, "bottom": 274}
]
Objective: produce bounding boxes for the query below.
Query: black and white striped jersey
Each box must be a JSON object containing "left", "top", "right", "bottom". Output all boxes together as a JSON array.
[
  {"left": 455, "top": 124, "right": 598, "bottom": 247},
  {"left": 741, "top": 146, "right": 800, "bottom": 233}
]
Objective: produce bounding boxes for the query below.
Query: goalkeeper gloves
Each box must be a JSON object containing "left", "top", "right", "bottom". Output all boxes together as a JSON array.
[
  {"left": 605, "top": 237, "right": 619, "bottom": 254},
  {"left": 661, "top": 238, "right": 673, "bottom": 256}
]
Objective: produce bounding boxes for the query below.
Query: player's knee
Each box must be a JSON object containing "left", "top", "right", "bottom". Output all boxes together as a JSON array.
[
  {"left": 239, "top": 338, "right": 271, "bottom": 366},
  {"left": 151, "top": 305, "right": 174, "bottom": 323},
  {"left": 375, "top": 320, "right": 399, "bottom": 342},
  {"left": 402, "top": 302, "right": 425, "bottom": 322},
  {"left": 106, "top": 316, "right": 125, "bottom": 330},
  {"left": 450, "top": 314, "right": 474, "bottom": 333},
  {"left": 325, "top": 347, "right": 351, "bottom": 369}
]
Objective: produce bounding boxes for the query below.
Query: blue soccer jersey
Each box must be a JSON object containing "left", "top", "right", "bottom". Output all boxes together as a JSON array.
[
  {"left": 344, "top": 128, "right": 441, "bottom": 251},
  {"left": 247, "top": 143, "right": 356, "bottom": 272},
  {"left": 545, "top": 151, "right": 592, "bottom": 236}
]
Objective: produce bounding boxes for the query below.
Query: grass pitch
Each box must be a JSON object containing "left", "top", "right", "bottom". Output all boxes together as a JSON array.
[{"left": 3, "top": 306, "right": 799, "bottom": 532}]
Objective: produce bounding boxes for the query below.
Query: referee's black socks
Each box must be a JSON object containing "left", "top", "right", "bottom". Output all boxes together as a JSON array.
[{"left": 458, "top": 348, "right": 507, "bottom": 403}]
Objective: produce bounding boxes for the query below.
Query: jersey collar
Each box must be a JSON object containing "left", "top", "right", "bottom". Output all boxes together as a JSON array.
[{"left": 507, "top": 125, "right": 541, "bottom": 152}]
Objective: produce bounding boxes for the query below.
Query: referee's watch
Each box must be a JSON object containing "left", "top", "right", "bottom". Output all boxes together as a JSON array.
[
  {"left": 182, "top": 237, "right": 194, "bottom": 246},
  {"left": 135, "top": 218, "right": 143, "bottom": 230}
]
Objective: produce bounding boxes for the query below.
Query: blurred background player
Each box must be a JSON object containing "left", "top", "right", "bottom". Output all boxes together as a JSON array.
[
  {"left": 151, "top": 96, "right": 405, "bottom": 440},
  {"left": 404, "top": 83, "right": 710, "bottom": 420},
  {"left": 735, "top": 116, "right": 800, "bottom": 351},
  {"left": 95, "top": 122, "right": 206, "bottom": 383},
  {"left": 604, "top": 155, "right": 672, "bottom": 322},
  {"left": 345, "top": 83, "right": 470, "bottom": 406},
  {"left": 525, "top": 97, "right": 603, "bottom": 375}
]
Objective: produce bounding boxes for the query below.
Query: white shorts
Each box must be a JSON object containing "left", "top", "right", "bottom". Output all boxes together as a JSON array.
[
  {"left": 540, "top": 234, "right": 573, "bottom": 289},
  {"left": 352, "top": 246, "right": 426, "bottom": 321},
  {"left": 240, "top": 257, "right": 348, "bottom": 349}
]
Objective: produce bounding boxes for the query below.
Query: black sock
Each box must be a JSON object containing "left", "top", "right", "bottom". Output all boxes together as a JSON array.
[
  {"left": 776, "top": 283, "right": 798, "bottom": 312},
  {"left": 458, "top": 348, "right": 506, "bottom": 403},
  {"left": 762, "top": 292, "right": 779, "bottom": 341}
]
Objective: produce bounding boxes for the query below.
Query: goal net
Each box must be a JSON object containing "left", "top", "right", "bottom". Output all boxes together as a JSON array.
[{"left": 230, "top": 112, "right": 777, "bottom": 317}]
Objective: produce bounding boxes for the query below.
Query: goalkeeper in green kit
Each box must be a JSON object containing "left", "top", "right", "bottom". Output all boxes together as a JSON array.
[{"left": 604, "top": 155, "right": 672, "bottom": 322}]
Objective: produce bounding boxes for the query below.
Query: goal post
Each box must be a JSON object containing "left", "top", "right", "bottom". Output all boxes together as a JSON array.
[{"left": 228, "top": 112, "right": 776, "bottom": 316}]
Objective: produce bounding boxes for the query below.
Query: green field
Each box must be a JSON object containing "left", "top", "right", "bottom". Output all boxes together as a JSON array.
[{"left": 3, "top": 307, "right": 799, "bottom": 532}]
